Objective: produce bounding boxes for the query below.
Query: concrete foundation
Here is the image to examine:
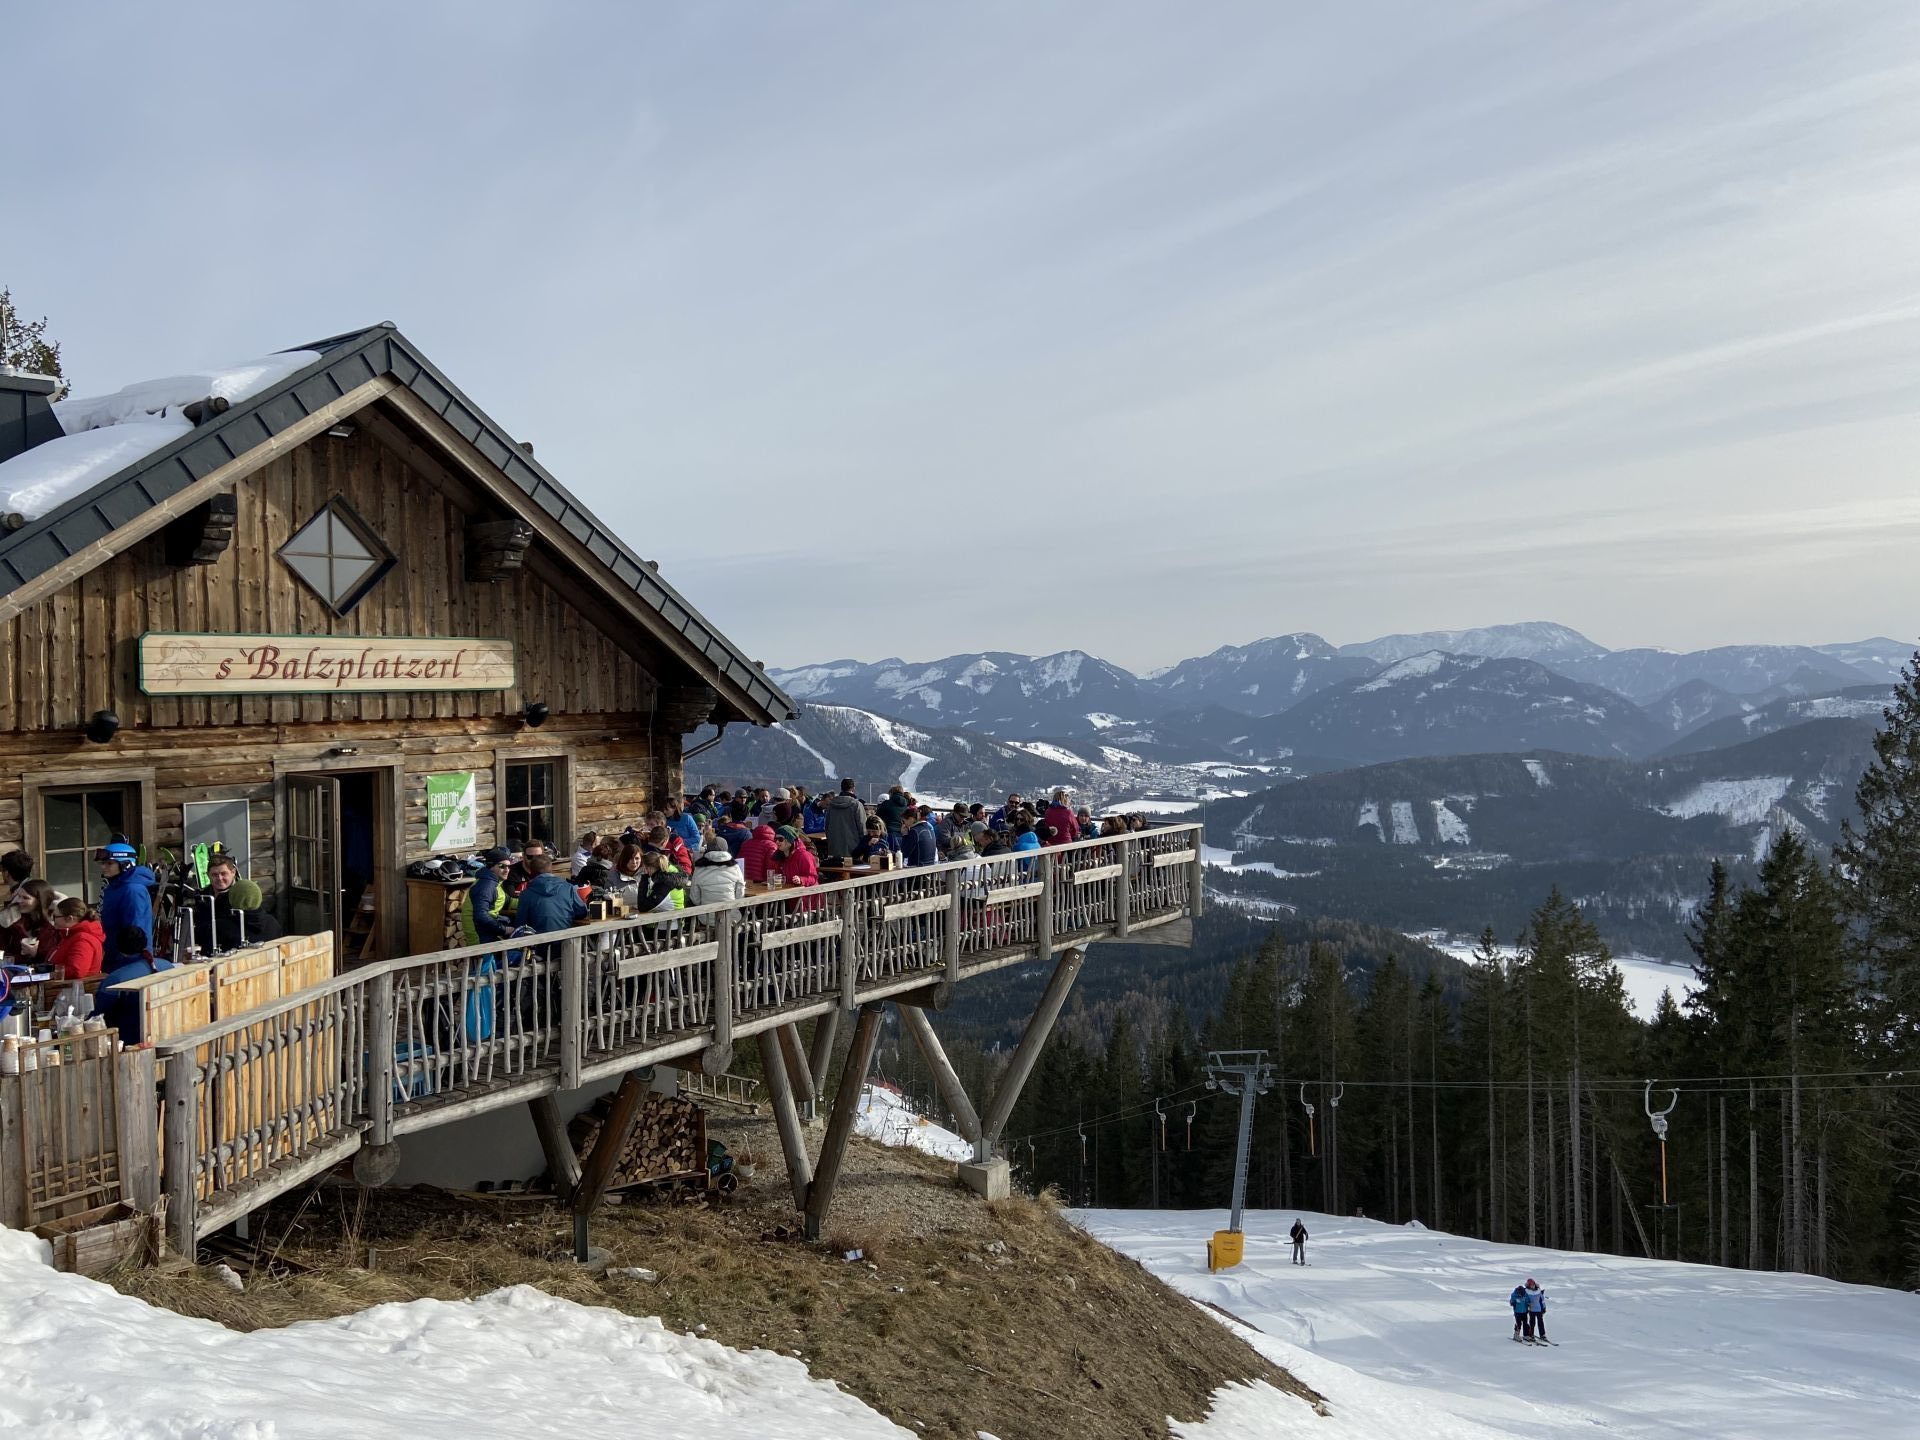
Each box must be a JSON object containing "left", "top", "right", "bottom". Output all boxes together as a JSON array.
[{"left": 958, "top": 1156, "right": 1011, "bottom": 1201}]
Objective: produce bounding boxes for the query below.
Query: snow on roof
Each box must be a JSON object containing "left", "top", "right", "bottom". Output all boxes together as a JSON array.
[{"left": 0, "top": 350, "right": 319, "bottom": 522}]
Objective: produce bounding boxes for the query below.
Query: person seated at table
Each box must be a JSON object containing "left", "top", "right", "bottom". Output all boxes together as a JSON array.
[
  {"left": 515, "top": 852, "right": 587, "bottom": 934},
  {"left": 603, "top": 844, "right": 647, "bottom": 909},
  {"left": 990, "top": 793, "right": 1022, "bottom": 830},
  {"left": 1012, "top": 818, "right": 1041, "bottom": 855},
  {"left": 772, "top": 827, "right": 820, "bottom": 889},
  {"left": 853, "top": 816, "right": 895, "bottom": 865},
  {"left": 802, "top": 791, "right": 830, "bottom": 835},
  {"left": 46, "top": 897, "right": 105, "bottom": 980},
  {"left": 569, "top": 831, "right": 601, "bottom": 879},
  {"left": 3, "top": 878, "right": 60, "bottom": 963},
  {"left": 979, "top": 829, "right": 1011, "bottom": 858},
  {"left": 739, "top": 820, "right": 780, "bottom": 884},
  {"left": 462, "top": 848, "right": 514, "bottom": 943},
  {"left": 665, "top": 797, "right": 704, "bottom": 857},
  {"left": 716, "top": 803, "right": 753, "bottom": 858},
  {"left": 900, "top": 807, "right": 939, "bottom": 868},
  {"left": 646, "top": 823, "right": 694, "bottom": 880},
  {"left": 204, "top": 852, "right": 283, "bottom": 949},
  {"left": 690, "top": 844, "right": 746, "bottom": 908},
  {"left": 505, "top": 841, "right": 551, "bottom": 910},
  {"left": 576, "top": 838, "right": 620, "bottom": 889},
  {"left": 631, "top": 850, "right": 687, "bottom": 912},
  {"left": 0, "top": 850, "right": 41, "bottom": 947}
]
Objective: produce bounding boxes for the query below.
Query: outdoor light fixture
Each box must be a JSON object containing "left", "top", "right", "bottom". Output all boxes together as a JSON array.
[
  {"left": 522, "top": 701, "right": 550, "bottom": 728},
  {"left": 83, "top": 710, "right": 120, "bottom": 744},
  {"left": 327, "top": 423, "right": 355, "bottom": 439},
  {"left": 331, "top": 745, "right": 361, "bottom": 757}
]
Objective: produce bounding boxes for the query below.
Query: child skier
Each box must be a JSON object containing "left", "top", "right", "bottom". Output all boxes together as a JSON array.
[
  {"left": 1525, "top": 1278, "right": 1548, "bottom": 1342},
  {"left": 1289, "top": 1219, "right": 1308, "bottom": 1266},
  {"left": 1509, "top": 1282, "right": 1530, "bottom": 1342}
]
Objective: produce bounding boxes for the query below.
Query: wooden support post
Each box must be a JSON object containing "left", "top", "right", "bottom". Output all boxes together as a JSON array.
[
  {"left": 1115, "top": 838, "right": 1132, "bottom": 938},
  {"left": 530, "top": 1093, "right": 582, "bottom": 1202},
  {"left": 758, "top": 1029, "right": 814, "bottom": 1212},
  {"left": 162, "top": 1053, "right": 198, "bottom": 1259},
  {"left": 368, "top": 969, "right": 396, "bottom": 1146},
  {"left": 779, "top": 1022, "right": 818, "bottom": 1122},
  {"left": 572, "top": 1066, "right": 650, "bottom": 1253},
  {"left": 1188, "top": 833, "right": 1205, "bottom": 919},
  {"left": 807, "top": 1009, "right": 841, "bottom": 1100},
  {"left": 116, "top": 1045, "right": 160, "bottom": 1215},
  {"left": 702, "top": 909, "right": 735, "bottom": 1074},
  {"left": 981, "top": 945, "right": 1086, "bottom": 1148},
  {"left": 804, "top": 1001, "right": 884, "bottom": 1241},
  {"left": 559, "top": 937, "right": 584, "bottom": 1090},
  {"left": 942, "top": 867, "right": 964, "bottom": 1002},
  {"left": 896, "top": 1000, "right": 982, "bottom": 1146},
  {"left": 839, "top": 890, "right": 859, "bottom": 1012},
  {"left": 1037, "top": 853, "right": 1055, "bottom": 958}
]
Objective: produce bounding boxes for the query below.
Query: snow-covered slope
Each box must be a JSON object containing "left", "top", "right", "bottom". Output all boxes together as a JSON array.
[
  {"left": 765, "top": 650, "right": 1145, "bottom": 737},
  {"left": 1146, "top": 634, "right": 1375, "bottom": 714},
  {"left": 855, "top": 1083, "right": 974, "bottom": 1162},
  {"left": 1339, "top": 622, "right": 1605, "bottom": 665},
  {"left": 1552, "top": 646, "right": 1874, "bottom": 702},
  {"left": 1080, "top": 1208, "right": 1920, "bottom": 1440},
  {"left": 0, "top": 1227, "right": 908, "bottom": 1439}
]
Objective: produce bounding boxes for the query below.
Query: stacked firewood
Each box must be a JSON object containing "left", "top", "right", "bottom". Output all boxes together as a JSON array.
[{"left": 569, "top": 1090, "right": 708, "bottom": 1189}]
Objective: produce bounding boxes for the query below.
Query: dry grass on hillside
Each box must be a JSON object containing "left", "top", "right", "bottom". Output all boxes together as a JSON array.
[{"left": 113, "top": 1120, "right": 1315, "bottom": 1440}]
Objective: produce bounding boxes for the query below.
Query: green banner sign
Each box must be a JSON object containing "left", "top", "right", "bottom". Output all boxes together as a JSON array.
[{"left": 425, "top": 772, "right": 478, "bottom": 853}]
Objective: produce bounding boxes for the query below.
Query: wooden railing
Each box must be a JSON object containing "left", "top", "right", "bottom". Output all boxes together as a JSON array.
[{"left": 154, "top": 823, "right": 1201, "bottom": 1251}]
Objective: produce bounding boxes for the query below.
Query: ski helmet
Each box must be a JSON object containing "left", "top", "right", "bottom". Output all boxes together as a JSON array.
[{"left": 98, "top": 841, "right": 138, "bottom": 864}]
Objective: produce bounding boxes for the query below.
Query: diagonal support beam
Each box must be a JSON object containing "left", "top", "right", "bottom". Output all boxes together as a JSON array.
[
  {"left": 758, "top": 1030, "right": 814, "bottom": 1212},
  {"left": 573, "top": 1067, "right": 651, "bottom": 1262},
  {"left": 807, "top": 1009, "right": 841, "bottom": 1099},
  {"left": 896, "top": 1001, "right": 981, "bottom": 1146},
  {"left": 529, "top": 1094, "right": 582, "bottom": 1203},
  {"left": 778, "top": 1022, "right": 818, "bottom": 1122},
  {"left": 980, "top": 946, "right": 1086, "bottom": 1151},
  {"left": 803, "top": 1001, "right": 884, "bottom": 1241}
]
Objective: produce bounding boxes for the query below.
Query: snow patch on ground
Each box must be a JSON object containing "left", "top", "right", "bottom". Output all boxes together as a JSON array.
[
  {"left": 0, "top": 1226, "right": 909, "bottom": 1439},
  {"left": 1430, "top": 800, "right": 1470, "bottom": 845},
  {"left": 1356, "top": 650, "right": 1448, "bottom": 692},
  {"left": 855, "top": 1083, "right": 973, "bottom": 1162},
  {"left": 769, "top": 663, "right": 861, "bottom": 699},
  {"left": 1081, "top": 1208, "right": 1920, "bottom": 1440},
  {"left": 1523, "top": 759, "right": 1552, "bottom": 788},
  {"left": 1202, "top": 844, "right": 1319, "bottom": 879},
  {"left": 1389, "top": 801, "right": 1420, "bottom": 845},
  {"left": 782, "top": 727, "right": 838, "bottom": 782},
  {"left": 1356, "top": 802, "right": 1382, "bottom": 840},
  {"left": 1123, "top": 798, "right": 1205, "bottom": 815},
  {"left": 1010, "top": 739, "right": 1100, "bottom": 771},
  {"left": 1658, "top": 776, "right": 1791, "bottom": 825},
  {"left": 1423, "top": 931, "right": 1700, "bottom": 1019}
]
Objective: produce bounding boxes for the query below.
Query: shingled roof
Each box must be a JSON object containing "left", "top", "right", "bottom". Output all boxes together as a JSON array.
[{"left": 0, "top": 322, "right": 795, "bottom": 725}]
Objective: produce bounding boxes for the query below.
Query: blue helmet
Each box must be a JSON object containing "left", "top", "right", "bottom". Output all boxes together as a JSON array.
[{"left": 98, "top": 841, "right": 138, "bottom": 864}]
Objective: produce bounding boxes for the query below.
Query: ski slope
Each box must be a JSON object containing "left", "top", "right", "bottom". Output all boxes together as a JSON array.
[{"left": 1077, "top": 1209, "right": 1920, "bottom": 1440}]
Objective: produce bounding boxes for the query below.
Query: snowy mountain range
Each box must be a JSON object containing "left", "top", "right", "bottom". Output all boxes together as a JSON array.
[{"left": 765, "top": 624, "right": 1910, "bottom": 769}]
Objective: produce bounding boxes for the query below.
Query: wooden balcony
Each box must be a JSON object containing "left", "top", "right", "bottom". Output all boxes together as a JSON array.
[{"left": 154, "top": 824, "right": 1203, "bottom": 1251}]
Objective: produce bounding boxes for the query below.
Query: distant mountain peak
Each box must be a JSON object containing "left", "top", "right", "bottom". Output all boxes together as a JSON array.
[{"left": 1339, "top": 621, "right": 1606, "bottom": 665}]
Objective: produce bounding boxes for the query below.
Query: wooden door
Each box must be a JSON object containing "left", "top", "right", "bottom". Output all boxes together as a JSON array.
[{"left": 286, "top": 775, "right": 341, "bottom": 939}]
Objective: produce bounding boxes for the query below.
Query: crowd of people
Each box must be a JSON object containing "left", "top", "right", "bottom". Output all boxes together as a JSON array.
[
  {"left": 1, "top": 777, "right": 1155, "bottom": 1035},
  {"left": 460, "top": 780, "right": 1161, "bottom": 940}
]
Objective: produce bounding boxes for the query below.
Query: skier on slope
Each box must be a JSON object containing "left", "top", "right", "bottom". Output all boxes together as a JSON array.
[
  {"left": 1289, "top": 1219, "right": 1308, "bottom": 1266},
  {"left": 1525, "top": 1278, "right": 1549, "bottom": 1343},
  {"left": 1509, "top": 1282, "right": 1530, "bottom": 1342}
]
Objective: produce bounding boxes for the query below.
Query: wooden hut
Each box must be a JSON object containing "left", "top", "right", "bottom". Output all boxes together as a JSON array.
[{"left": 0, "top": 324, "right": 794, "bottom": 961}]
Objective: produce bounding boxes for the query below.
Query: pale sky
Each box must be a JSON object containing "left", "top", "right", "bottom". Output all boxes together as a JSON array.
[{"left": 13, "top": 2, "right": 1920, "bottom": 672}]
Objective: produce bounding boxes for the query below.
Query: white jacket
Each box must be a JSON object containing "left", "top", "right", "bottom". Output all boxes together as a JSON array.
[{"left": 688, "top": 853, "right": 746, "bottom": 909}]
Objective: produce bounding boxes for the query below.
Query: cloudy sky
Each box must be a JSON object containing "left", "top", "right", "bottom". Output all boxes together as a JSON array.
[{"left": 12, "top": 2, "right": 1920, "bottom": 671}]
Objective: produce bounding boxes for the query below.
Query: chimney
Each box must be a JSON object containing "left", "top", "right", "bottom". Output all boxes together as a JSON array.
[{"left": 0, "top": 370, "right": 61, "bottom": 466}]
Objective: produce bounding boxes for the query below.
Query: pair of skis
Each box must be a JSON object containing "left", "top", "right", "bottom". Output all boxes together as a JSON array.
[{"left": 1512, "top": 1334, "right": 1559, "bottom": 1346}]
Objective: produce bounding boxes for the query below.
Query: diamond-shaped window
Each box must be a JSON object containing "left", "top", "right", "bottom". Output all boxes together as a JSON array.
[{"left": 279, "top": 498, "right": 393, "bottom": 615}]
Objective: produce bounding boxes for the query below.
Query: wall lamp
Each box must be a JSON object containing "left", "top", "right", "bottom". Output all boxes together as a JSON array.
[
  {"left": 83, "top": 710, "right": 120, "bottom": 745},
  {"left": 522, "top": 701, "right": 550, "bottom": 729}
]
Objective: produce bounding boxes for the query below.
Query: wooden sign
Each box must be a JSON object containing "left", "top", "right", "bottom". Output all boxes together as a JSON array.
[{"left": 138, "top": 633, "right": 516, "bottom": 695}]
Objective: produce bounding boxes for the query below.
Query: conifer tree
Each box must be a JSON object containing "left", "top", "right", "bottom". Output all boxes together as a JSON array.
[{"left": 0, "top": 286, "right": 64, "bottom": 387}]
